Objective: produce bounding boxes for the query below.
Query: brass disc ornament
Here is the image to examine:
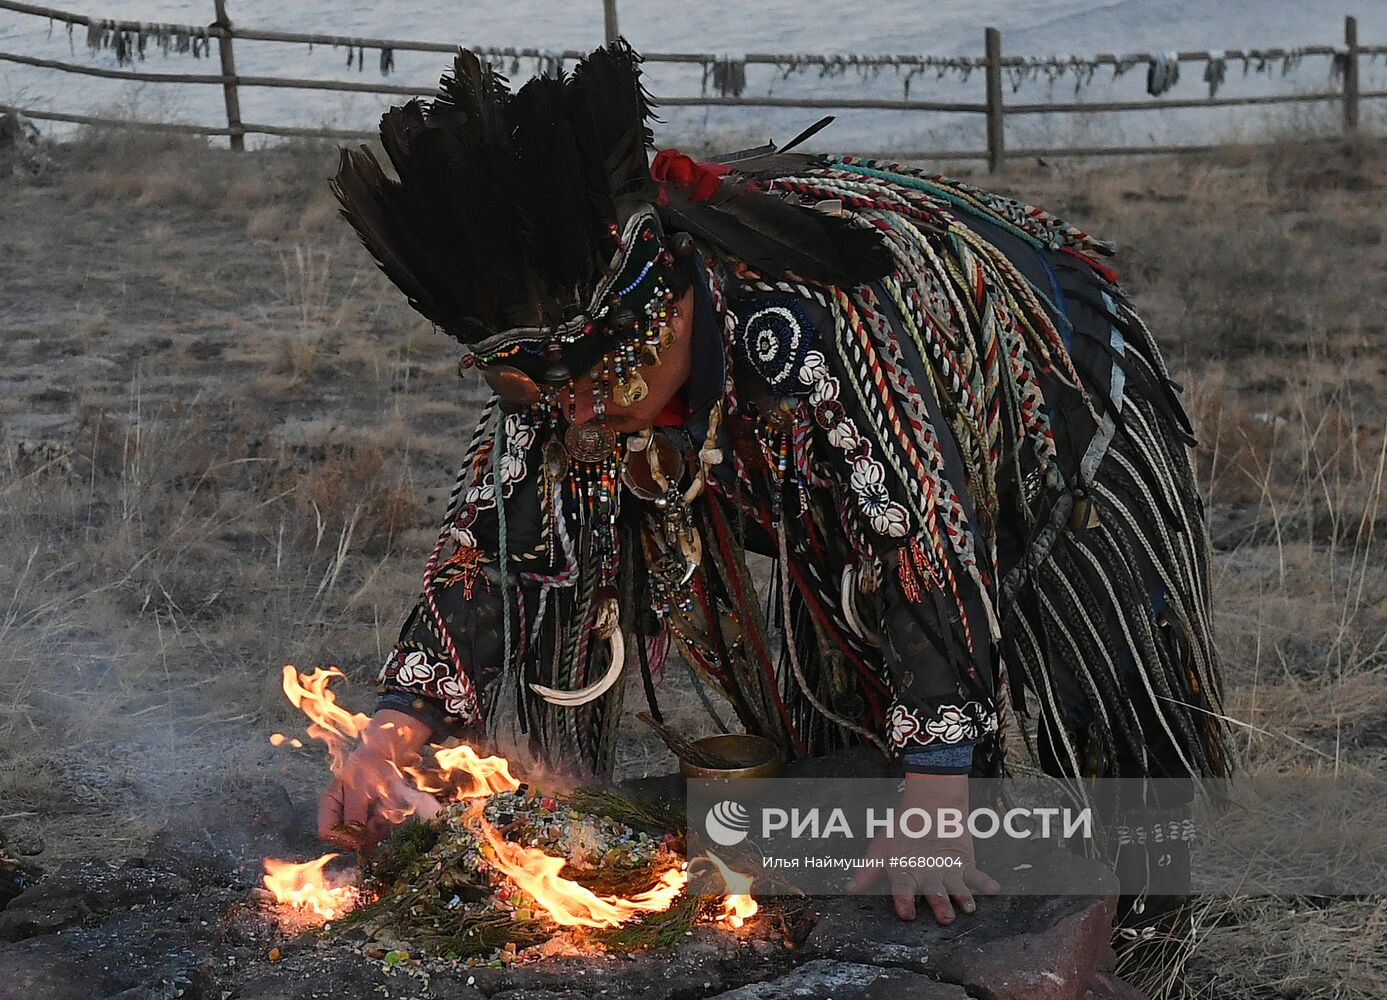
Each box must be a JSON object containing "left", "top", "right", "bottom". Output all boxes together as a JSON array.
[{"left": 564, "top": 422, "right": 618, "bottom": 463}]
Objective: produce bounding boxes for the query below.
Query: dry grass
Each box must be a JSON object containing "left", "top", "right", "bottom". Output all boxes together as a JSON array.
[
  {"left": 0, "top": 131, "right": 471, "bottom": 858},
  {"left": 4, "top": 125, "right": 1387, "bottom": 995}
]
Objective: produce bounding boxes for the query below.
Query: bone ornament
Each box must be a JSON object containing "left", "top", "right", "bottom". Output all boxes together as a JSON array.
[
  {"left": 612, "top": 368, "right": 649, "bottom": 407},
  {"left": 529, "top": 597, "right": 625, "bottom": 706},
  {"left": 840, "top": 566, "right": 881, "bottom": 647}
]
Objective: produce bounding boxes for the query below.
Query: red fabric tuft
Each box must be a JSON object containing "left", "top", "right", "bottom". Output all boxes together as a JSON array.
[{"left": 651, "top": 148, "right": 730, "bottom": 202}]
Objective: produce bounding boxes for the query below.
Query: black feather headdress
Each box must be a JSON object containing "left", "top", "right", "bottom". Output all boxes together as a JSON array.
[{"left": 332, "top": 39, "right": 891, "bottom": 397}]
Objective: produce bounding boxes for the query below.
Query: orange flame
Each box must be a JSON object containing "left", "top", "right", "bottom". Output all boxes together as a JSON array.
[
  {"left": 279, "top": 666, "right": 371, "bottom": 772},
  {"left": 704, "top": 852, "right": 759, "bottom": 929},
  {"left": 478, "top": 815, "right": 685, "bottom": 928},
  {"left": 262, "top": 853, "right": 355, "bottom": 921},
  {"left": 719, "top": 893, "right": 758, "bottom": 929},
  {"left": 434, "top": 744, "right": 521, "bottom": 799},
  {"left": 269, "top": 667, "right": 696, "bottom": 934}
]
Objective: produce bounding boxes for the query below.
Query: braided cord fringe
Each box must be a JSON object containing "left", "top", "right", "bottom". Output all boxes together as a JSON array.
[
  {"left": 411, "top": 396, "right": 500, "bottom": 722},
  {"left": 741, "top": 158, "right": 1224, "bottom": 786}
]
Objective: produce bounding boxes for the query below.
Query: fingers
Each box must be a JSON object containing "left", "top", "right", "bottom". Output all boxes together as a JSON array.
[
  {"left": 921, "top": 879, "right": 955, "bottom": 924},
  {"left": 888, "top": 871, "right": 918, "bottom": 921},
  {"left": 887, "top": 874, "right": 975, "bottom": 925},
  {"left": 317, "top": 778, "right": 345, "bottom": 843},
  {"left": 964, "top": 865, "right": 1002, "bottom": 896},
  {"left": 366, "top": 811, "right": 397, "bottom": 848},
  {"left": 319, "top": 758, "right": 386, "bottom": 851},
  {"left": 943, "top": 871, "right": 976, "bottom": 916},
  {"left": 855, "top": 841, "right": 995, "bottom": 924},
  {"left": 848, "top": 863, "right": 883, "bottom": 893}
]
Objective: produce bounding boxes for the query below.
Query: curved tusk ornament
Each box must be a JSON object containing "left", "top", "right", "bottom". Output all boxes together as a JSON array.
[
  {"left": 529, "top": 598, "right": 626, "bottom": 706},
  {"left": 840, "top": 567, "right": 881, "bottom": 647}
]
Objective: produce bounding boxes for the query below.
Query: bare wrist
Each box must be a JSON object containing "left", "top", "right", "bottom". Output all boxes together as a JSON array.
[
  {"left": 364, "top": 708, "right": 431, "bottom": 756},
  {"left": 902, "top": 771, "right": 969, "bottom": 808}
]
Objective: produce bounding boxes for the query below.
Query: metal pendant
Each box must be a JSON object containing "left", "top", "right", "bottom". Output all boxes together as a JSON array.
[
  {"left": 564, "top": 422, "right": 617, "bottom": 463},
  {"left": 543, "top": 437, "right": 569, "bottom": 479},
  {"left": 481, "top": 365, "right": 543, "bottom": 406},
  {"left": 1068, "top": 492, "right": 1101, "bottom": 531}
]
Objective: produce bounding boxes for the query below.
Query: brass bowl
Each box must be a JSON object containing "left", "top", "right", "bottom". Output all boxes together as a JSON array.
[{"left": 679, "top": 734, "right": 783, "bottom": 780}]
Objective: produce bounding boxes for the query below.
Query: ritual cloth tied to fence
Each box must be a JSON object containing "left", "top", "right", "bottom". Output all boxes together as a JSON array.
[{"left": 0, "top": 0, "right": 1382, "bottom": 169}]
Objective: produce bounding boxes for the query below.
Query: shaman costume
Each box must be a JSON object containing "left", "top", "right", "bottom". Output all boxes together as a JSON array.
[{"left": 333, "top": 43, "right": 1227, "bottom": 889}]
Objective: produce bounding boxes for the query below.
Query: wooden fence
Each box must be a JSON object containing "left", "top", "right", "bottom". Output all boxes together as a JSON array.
[{"left": 0, "top": 0, "right": 1383, "bottom": 170}]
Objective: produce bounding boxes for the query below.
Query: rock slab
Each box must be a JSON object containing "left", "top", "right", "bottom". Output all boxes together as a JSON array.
[
  {"left": 707, "top": 959, "right": 969, "bottom": 999},
  {"left": 807, "top": 848, "right": 1133, "bottom": 1000},
  {"left": 462, "top": 926, "right": 793, "bottom": 1000},
  {"left": 0, "top": 861, "right": 192, "bottom": 941},
  {"left": 144, "top": 779, "right": 320, "bottom": 882}
]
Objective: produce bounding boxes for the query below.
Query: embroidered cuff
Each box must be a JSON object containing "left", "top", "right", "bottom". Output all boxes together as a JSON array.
[
  {"left": 379, "top": 645, "right": 480, "bottom": 724},
  {"left": 903, "top": 742, "right": 975, "bottom": 775},
  {"left": 887, "top": 700, "right": 997, "bottom": 752}
]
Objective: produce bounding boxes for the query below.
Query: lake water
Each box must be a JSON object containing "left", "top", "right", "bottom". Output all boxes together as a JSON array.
[{"left": 4, "top": 0, "right": 1387, "bottom": 152}]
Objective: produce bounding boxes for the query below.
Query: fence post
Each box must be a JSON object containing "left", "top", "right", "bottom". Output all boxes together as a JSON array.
[
  {"left": 1343, "top": 15, "right": 1360, "bottom": 136},
  {"left": 603, "top": 0, "right": 620, "bottom": 45},
  {"left": 984, "top": 27, "right": 1005, "bottom": 173},
  {"left": 213, "top": 0, "right": 245, "bottom": 150}
]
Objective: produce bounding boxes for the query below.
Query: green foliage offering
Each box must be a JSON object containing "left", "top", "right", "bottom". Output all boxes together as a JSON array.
[
  {"left": 568, "top": 786, "right": 687, "bottom": 833},
  {"left": 367, "top": 819, "right": 443, "bottom": 887},
  {"left": 595, "top": 893, "right": 708, "bottom": 951},
  {"left": 327, "top": 785, "right": 692, "bottom": 962}
]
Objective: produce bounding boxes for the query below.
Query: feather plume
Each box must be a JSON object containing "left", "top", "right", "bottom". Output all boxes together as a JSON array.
[
  {"left": 567, "top": 38, "right": 658, "bottom": 211},
  {"left": 331, "top": 38, "right": 892, "bottom": 345},
  {"left": 658, "top": 183, "right": 892, "bottom": 286},
  {"left": 510, "top": 73, "right": 598, "bottom": 317}
]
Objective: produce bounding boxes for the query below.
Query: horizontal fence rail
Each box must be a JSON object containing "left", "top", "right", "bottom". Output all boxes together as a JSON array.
[{"left": 0, "top": 0, "right": 1381, "bottom": 168}]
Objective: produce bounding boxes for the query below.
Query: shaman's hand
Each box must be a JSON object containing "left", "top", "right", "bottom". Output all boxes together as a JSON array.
[
  {"left": 317, "top": 709, "right": 436, "bottom": 850},
  {"left": 848, "top": 772, "right": 1002, "bottom": 923}
]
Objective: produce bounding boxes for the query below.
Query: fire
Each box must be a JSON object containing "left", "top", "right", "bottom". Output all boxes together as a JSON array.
[
  {"left": 434, "top": 744, "right": 521, "bottom": 799},
  {"left": 274, "top": 667, "right": 517, "bottom": 802},
  {"left": 703, "top": 851, "right": 759, "bottom": 929},
  {"left": 262, "top": 853, "right": 355, "bottom": 920},
  {"left": 279, "top": 666, "right": 370, "bottom": 772},
  {"left": 478, "top": 815, "right": 686, "bottom": 928},
  {"left": 267, "top": 666, "right": 702, "bottom": 936},
  {"left": 720, "top": 893, "right": 758, "bottom": 929}
]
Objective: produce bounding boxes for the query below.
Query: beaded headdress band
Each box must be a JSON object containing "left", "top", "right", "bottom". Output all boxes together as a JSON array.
[{"left": 464, "top": 207, "right": 684, "bottom": 408}]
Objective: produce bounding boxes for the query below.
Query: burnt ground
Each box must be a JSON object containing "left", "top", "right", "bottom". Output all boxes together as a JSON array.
[
  {"left": 0, "top": 774, "right": 1131, "bottom": 1000},
  {"left": 4, "top": 126, "right": 1387, "bottom": 996}
]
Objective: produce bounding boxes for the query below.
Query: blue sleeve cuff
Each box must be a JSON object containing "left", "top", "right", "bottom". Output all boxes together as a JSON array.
[
  {"left": 903, "top": 742, "right": 975, "bottom": 775},
  {"left": 376, "top": 689, "right": 468, "bottom": 745}
]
